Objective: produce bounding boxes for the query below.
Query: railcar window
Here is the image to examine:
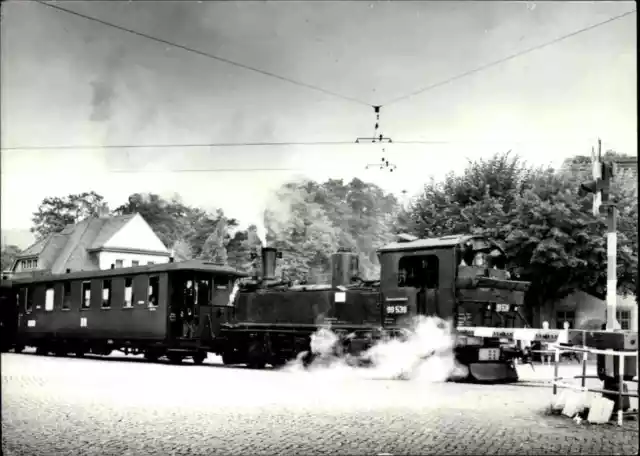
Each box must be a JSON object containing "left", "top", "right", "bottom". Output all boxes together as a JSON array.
[
  {"left": 215, "top": 277, "right": 230, "bottom": 290},
  {"left": 397, "top": 255, "right": 439, "bottom": 289},
  {"left": 81, "top": 281, "right": 91, "bottom": 309},
  {"left": 148, "top": 276, "right": 159, "bottom": 307},
  {"left": 21, "top": 288, "right": 32, "bottom": 313},
  {"left": 62, "top": 282, "right": 72, "bottom": 310},
  {"left": 45, "top": 284, "right": 55, "bottom": 311},
  {"left": 197, "top": 278, "right": 211, "bottom": 305},
  {"left": 124, "top": 278, "right": 133, "bottom": 308},
  {"left": 102, "top": 280, "right": 112, "bottom": 309}
]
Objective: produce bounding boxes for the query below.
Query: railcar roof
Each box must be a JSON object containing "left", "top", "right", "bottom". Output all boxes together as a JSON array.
[
  {"left": 9, "top": 260, "right": 248, "bottom": 284},
  {"left": 378, "top": 234, "right": 483, "bottom": 253}
]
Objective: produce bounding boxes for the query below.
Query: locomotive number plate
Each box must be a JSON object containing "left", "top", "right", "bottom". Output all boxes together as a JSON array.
[
  {"left": 496, "top": 303, "right": 510, "bottom": 313},
  {"left": 386, "top": 305, "right": 408, "bottom": 315},
  {"left": 478, "top": 348, "right": 500, "bottom": 361}
]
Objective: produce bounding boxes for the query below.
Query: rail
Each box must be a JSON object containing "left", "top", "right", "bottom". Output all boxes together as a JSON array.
[{"left": 548, "top": 343, "right": 639, "bottom": 426}]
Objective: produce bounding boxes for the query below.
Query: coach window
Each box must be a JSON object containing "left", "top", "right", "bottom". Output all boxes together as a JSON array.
[
  {"left": 81, "top": 281, "right": 91, "bottom": 309},
  {"left": 124, "top": 278, "right": 133, "bottom": 308},
  {"left": 397, "top": 255, "right": 439, "bottom": 289},
  {"left": 148, "top": 276, "right": 159, "bottom": 307},
  {"left": 62, "top": 282, "right": 72, "bottom": 310},
  {"left": 102, "top": 280, "right": 112, "bottom": 309},
  {"left": 45, "top": 284, "right": 55, "bottom": 311},
  {"left": 197, "top": 277, "right": 211, "bottom": 306},
  {"left": 21, "top": 288, "right": 32, "bottom": 313}
]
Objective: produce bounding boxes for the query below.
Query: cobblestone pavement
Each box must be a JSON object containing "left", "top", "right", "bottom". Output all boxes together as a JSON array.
[{"left": 2, "top": 352, "right": 638, "bottom": 456}]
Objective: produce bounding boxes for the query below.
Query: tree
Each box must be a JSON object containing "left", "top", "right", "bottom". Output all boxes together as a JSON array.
[
  {"left": 199, "top": 216, "right": 229, "bottom": 265},
  {"left": 227, "top": 224, "right": 263, "bottom": 273},
  {"left": 401, "top": 151, "right": 637, "bottom": 321},
  {"left": 1, "top": 245, "right": 21, "bottom": 272},
  {"left": 170, "top": 238, "right": 193, "bottom": 262},
  {"left": 31, "top": 191, "right": 110, "bottom": 239},
  {"left": 264, "top": 177, "right": 401, "bottom": 282}
]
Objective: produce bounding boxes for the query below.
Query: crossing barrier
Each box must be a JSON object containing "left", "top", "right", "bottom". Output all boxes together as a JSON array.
[{"left": 548, "top": 343, "right": 638, "bottom": 426}]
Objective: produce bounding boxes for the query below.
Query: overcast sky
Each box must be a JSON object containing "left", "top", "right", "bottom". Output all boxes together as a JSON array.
[{"left": 1, "top": 1, "right": 637, "bottom": 238}]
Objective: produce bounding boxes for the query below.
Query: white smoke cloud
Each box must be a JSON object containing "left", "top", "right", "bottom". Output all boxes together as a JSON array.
[{"left": 282, "top": 316, "right": 469, "bottom": 382}]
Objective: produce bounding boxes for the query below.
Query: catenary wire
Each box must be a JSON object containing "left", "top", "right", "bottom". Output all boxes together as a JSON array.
[
  {"left": 378, "top": 9, "right": 637, "bottom": 107},
  {"left": 0, "top": 139, "right": 611, "bottom": 151},
  {"left": 35, "top": 1, "right": 373, "bottom": 108}
]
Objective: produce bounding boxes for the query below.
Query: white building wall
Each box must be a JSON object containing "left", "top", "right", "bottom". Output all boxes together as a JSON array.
[
  {"left": 98, "top": 251, "right": 170, "bottom": 270},
  {"left": 102, "top": 214, "right": 169, "bottom": 252},
  {"left": 554, "top": 290, "right": 638, "bottom": 330}
]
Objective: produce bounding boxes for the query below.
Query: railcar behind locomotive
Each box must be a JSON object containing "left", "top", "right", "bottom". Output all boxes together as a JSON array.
[{"left": 8, "top": 261, "right": 247, "bottom": 364}]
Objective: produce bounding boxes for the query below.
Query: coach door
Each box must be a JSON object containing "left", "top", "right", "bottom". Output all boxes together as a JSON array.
[
  {"left": 169, "top": 273, "right": 200, "bottom": 341},
  {"left": 209, "top": 275, "right": 236, "bottom": 335}
]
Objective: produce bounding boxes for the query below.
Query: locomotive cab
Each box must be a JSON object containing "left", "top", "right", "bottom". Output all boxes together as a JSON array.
[{"left": 377, "top": 234, "right": 531, "bottom": 382}]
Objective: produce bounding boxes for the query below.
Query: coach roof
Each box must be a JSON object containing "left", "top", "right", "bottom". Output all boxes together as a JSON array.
[{"left": 10, "top": 260, "right": 248, "bottom": 285}]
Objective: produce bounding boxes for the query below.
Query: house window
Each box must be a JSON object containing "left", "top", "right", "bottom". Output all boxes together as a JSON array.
[
  {"left": 147, "top": 261, "right": 155, "bottom": 265},
  {"left": 115, "top": 259, "right": 124, "bottom": 269},
  {"left": 397, "top": 255, "right": 439, "bottom": 288},
  {"left": 81, "top": 281, "right": 91, "bottom": 309},
  {"left": 148, "top": 276, "right": 159, "bottom": 307},
  {"left": 22, "top": 259, "right": 38, "bottom": 270},
  {"left": 62, "top": 282, "right": 72, "bottom": 310},
  {"left": 132, "top": 260, "right": 139, "bottom": 267},
  {"left": 102, "top": 280, "right": 112, "bottom": 308},
  {"left": 124, "top": 277, "right": 133, "bottom": 308},
  {"left": 556, "top": 311, "right": 575, "bottom": 329},
  {"left": 45, "top": 284, "right": 55, "bottom": 311},
  {"left": 616, "top": 310, "right": 632, "bottom": 330}
]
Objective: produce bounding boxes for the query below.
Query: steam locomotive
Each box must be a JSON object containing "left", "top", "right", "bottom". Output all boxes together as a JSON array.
[{"left": 215, "top": 234, "right": 533, "bottom": 381}]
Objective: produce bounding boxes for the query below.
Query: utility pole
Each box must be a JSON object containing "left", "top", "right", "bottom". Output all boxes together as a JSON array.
[{"left": 579, "top": 139, "right": 618, "bottom": 330}]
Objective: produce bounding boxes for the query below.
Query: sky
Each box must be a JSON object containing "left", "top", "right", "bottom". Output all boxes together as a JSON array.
[{"left": 1, "top": 1, "right": 637, "bottom": 246}]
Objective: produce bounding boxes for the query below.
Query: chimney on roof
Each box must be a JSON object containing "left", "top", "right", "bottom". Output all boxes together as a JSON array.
[{"left": 169, "top": 248, "right": 175, "bottom": 263}]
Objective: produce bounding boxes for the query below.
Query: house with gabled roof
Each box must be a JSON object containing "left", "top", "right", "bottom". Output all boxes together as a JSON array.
[{"left": 9, "top": 213, "right": 170, "bottom": 278}]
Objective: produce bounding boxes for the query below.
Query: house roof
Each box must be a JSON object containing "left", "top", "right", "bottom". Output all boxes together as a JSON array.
[
  {"left": 12, "top": 213, "right": 162, "bottom": 276},
  {"left": 17, "top": 237, "right": 49, "bottom": 258},
  {"left": 89, "top": 214, "right": 136, "bottom": 249},
  {"left": 12, "top": 259, "right": 248, "bottom": 284}
]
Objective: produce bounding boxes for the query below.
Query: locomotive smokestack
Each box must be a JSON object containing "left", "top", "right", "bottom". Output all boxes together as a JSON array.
[
  {"left": 331, "top": 248, "right": 360, "bottom": 288},
  {"left": 261, "top": 246, "right": 277, "bottom": 280}
]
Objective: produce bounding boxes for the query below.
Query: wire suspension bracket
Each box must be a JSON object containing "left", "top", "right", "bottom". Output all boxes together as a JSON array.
[
  {"left": 355, "top": 106, "right": 393, "bottom": 144},
  {"left": 365, "top": 147, "right": 397, "bottom": 173}
]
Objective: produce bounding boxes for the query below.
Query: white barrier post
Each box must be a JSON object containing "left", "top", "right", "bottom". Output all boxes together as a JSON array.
[
  {"left": 617, "top": 355, "right": 625, "bottom": 427},
  {"left": 553, "top": 345, "right": 560, "bottom": 395}
]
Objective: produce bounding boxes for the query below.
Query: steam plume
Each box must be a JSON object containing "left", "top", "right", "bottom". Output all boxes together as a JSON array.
[{"left": 283, "top": 316, "right": 469, "bottom": 382}]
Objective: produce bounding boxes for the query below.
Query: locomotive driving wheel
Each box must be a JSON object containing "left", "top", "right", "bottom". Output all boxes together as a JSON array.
[
  {"left": 167, "top": 353, "right": 184, "bottom": 364},
  {"left": 192, "top": 352, "right": 206, "bottom": 365}
]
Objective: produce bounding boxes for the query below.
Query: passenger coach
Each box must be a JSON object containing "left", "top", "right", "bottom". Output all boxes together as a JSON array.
[{"left": 12, "top": 261, "right": 247, "bottom": 364}]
